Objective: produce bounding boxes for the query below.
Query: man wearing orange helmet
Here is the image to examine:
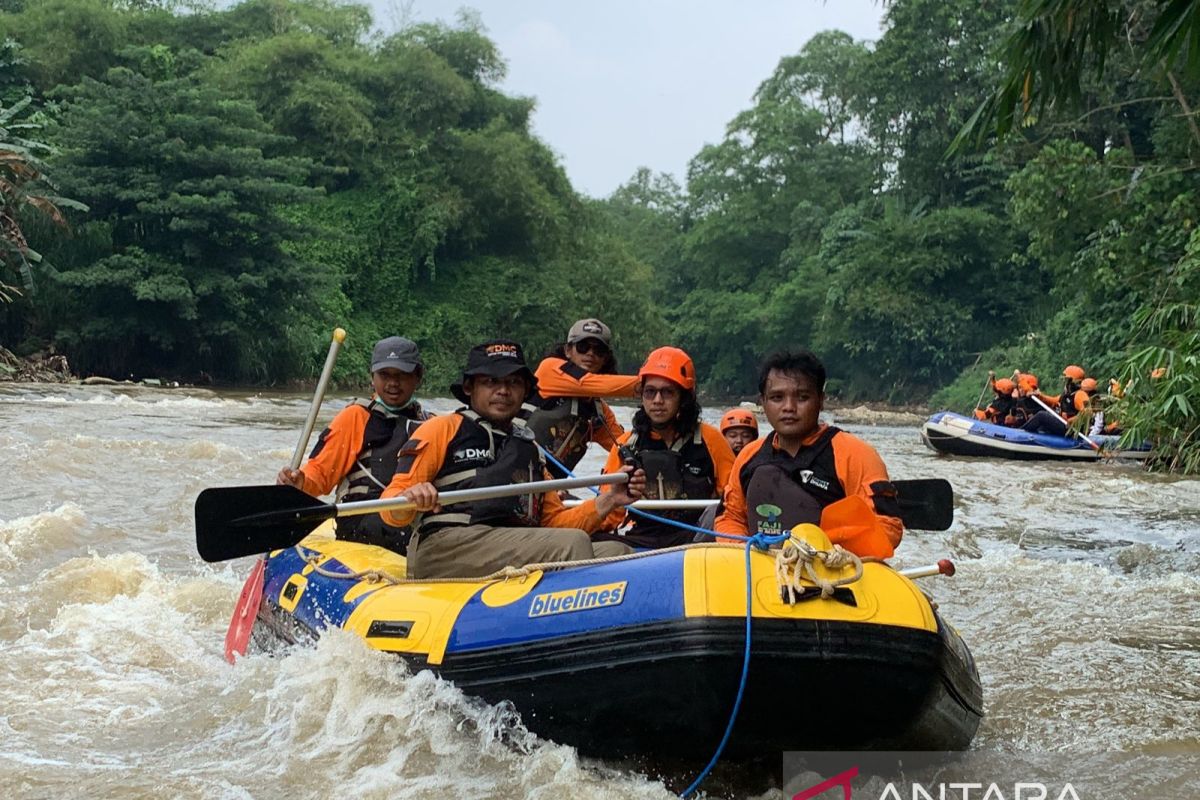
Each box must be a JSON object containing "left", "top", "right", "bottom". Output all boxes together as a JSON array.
[
  {"left": 720, "top": 408, "right": 760, "bottom": 455},
  {"left": 973, "top": 372, "right": 1019, "bottom": 426},
  {"left": 595, "top": 346, "right": 736, "bottom": 551},
  {"left": 715, "top": 350, "right": 902, "bottom": 559},
  {"left": 1021, "top": 365, "right": 1093, "bottom": 434}
]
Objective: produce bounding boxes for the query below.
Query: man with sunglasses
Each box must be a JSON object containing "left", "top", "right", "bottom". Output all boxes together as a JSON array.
[
  {"left": 594, "top": 346, "right": 735, "bottom": 551},
  {"left": 276, "top": 336, "right": 431, "bottom": 554},
  {"left": 525, "top": 318, "right": 640, "bottom": 477},
  {"left": 378, "top": 339, "right": 646, "bottom": 579}
]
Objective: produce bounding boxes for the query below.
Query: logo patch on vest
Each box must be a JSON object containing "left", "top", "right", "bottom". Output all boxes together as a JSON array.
[
  {"left": 529, "top": 582, "right": 627, "bottom": 617},
  {"left": 799, "top": 469, "right": 831, "bottom": 491},
  {"left": 755, "top": 503, "right": 784, "bottom": 537},
  {"left": 453, "top": 447, "right": 492, "bottom": 463}
]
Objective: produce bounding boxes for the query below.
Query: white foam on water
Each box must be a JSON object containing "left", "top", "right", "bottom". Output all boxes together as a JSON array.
[{"left": 0, "top": 503, "right": 88, "bottom": 572}]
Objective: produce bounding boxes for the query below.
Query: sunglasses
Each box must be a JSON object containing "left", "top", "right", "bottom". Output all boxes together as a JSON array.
[
  {"left": 572, "top": 339, "right": 609, "bottom": 356},
  {"left": 641, "top": 385, "right": 680, "bottom": 401}
]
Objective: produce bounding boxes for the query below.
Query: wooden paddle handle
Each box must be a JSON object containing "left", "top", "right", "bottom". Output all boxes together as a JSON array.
[{"left": 290, "top": 327, "right": 347, "bottom": 470}]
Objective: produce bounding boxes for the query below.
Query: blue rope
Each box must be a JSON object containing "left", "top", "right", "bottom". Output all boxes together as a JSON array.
[{"left": 539, "top": 446, "right": 786, "bottom": 797}]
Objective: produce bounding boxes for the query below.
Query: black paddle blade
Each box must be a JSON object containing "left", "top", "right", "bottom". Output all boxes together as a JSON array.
[
  {"left": 195, "top": 484, "right": 334, "bottom": 563},
  {"left": 892, "top": 479, "right": 954, "bottom": 531}
]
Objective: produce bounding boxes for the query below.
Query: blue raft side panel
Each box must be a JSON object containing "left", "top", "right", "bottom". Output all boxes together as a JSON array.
[
  {"left": 445, "top": 549, "right": 688, "bottom": 654},
  {"left": 262, "top": 545, "right": 380, "bottom": 632},
  {"left": 927, "top": 411, "right": 1120, "bottom": 451}
]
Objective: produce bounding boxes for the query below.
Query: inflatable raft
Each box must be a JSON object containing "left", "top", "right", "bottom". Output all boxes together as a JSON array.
[
  {"left": 245, "top": 523, "right": 983, "bottom": 761},
  {"left": 921, "top": 411, "right": 1150, "bottom": 462}
]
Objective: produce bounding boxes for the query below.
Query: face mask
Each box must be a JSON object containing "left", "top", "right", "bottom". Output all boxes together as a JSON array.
[{"left": 375, "top": 396, "right": 414, "bottom": 414}]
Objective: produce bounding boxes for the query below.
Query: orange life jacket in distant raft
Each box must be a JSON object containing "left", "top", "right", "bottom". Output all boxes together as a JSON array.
[
  {"left": 412, "top": 409, "right": 544, "bottom": 537},
  {"left": 740, "top": 427, "right": 846, "bottom": 537}
]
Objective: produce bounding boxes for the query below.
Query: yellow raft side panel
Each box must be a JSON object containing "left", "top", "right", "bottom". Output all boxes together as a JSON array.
[{"left": 682, "top": 545, "right": 937, "bottom": 633}]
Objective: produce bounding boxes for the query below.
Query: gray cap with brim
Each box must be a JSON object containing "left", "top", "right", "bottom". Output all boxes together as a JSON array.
[{"left": 371, "top": 336, "right": 423, "bottom": 373}]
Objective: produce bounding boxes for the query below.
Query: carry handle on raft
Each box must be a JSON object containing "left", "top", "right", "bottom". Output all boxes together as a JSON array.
[
  {"left": 561, "top": 478, "right": 955, "bottom": 531},
  {"left": 195, "top": 472, "right": 631, "bottom": 563}
]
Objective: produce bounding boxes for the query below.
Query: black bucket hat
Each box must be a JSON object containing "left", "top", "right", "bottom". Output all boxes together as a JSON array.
[{"left": 450, "top": 339, "right": 538, "bottom": 403}]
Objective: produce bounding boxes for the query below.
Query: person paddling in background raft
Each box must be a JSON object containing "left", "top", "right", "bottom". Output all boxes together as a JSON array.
[
  {"left": 377, "top": 340, "right": 646, "bottom": 579},
  {"left": 276, "top": 336, "right": 431, "bottom": 555},
  {"left": 973, "top": 372, "right": 1018, "bottom": 426},
  {"left": 1020, "top": 365, "right": 1092, "bottom": 434},
  {"left": 714, "top": 350, "right": 903, "bottom": 558},
  {"left": 525, "top": 318, "right": 639, "bottom": 477},
  {"left": 720, "top": 408, "right": 760, "bottom": 455},
  {"left": 593, "top": 346, "right": 735, "bottom": 553}
]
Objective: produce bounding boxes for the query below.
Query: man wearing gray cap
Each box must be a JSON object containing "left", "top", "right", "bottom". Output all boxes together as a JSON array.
[{"left": 276, "top": 335, "right": 431, "bottom": 554}]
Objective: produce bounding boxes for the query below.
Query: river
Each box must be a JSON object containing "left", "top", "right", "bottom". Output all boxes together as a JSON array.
[{"left": 1, "top": 383, "right": 1197, "bottom": 799}]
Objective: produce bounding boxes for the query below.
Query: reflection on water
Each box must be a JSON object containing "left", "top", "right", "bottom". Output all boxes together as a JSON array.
[{"left": 1, "top": 383, "right": 1197, "bottom": 798}]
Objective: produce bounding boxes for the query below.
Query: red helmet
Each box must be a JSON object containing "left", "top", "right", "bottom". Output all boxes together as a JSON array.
[
  {"left": 1017, "top": 372, "right": 1039, "bottom": 392},
  {"left": 720, "top": 408, "right": 758, "bottom": 434},
  {"left": 638, "top": 346, "right": 695, "bottom": 390},
  {"left": 994, "top": 378, "right": 1015, "bottom": 394},
  {"left": 1063, "top": 365, "right": 1086, "bottom": 381}
]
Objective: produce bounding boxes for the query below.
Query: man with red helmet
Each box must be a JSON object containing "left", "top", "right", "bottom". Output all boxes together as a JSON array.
[{"left": 595, "top": 346, "right": 735, "bottom": 551}]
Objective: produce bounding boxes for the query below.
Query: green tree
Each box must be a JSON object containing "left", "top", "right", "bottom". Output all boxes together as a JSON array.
[{"left": 46, "top": 67, "right": 324, "bottom": 380}]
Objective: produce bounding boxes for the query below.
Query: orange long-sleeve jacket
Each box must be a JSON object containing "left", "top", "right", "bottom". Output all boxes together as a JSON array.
[
  {"left": 714, "top": 424, "right": 903, "bottom": 556},
  {"left": 378, "top": 413, "right": 608, "bottom": 531},
  {"left": 534, "top": 357, "right": 639, "bottom": 450}
]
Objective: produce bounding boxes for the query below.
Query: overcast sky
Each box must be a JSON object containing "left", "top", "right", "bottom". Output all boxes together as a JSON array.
[{"left": 365, "top": 1, "right": 886, "bottom": 198}]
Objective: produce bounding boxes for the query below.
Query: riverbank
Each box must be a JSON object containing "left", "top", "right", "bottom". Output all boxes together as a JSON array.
[{"left": 0, "top": 345, "right": 72, "bottom": 383}]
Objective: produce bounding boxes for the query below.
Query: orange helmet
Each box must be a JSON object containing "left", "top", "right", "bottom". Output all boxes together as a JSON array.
[
  {"left": 1063, "top": 365, "right": 1086, "bottom": 381},
  {"left": 1080, "top": 377, "right": 1098, "bottom": 392},
  {"left": 638, "top": 346, "right": 695, "bottom": 390},
  {"left": 1151, "top": 367, "right": 1167, "bottom": 379},
  {"left": 720, "top": 408, "right": 758, "bottom": 434},
  {"left": 1017, "top": 372, "right": 1039, "bottom": 392},
  {"left": 994, "top": 378, "right": 1015, "bottom": 394}
]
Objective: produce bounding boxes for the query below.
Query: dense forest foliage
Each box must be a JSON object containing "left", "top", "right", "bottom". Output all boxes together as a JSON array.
[{"left": 1, "top": 0, "right": 1198, "bottom": 469}]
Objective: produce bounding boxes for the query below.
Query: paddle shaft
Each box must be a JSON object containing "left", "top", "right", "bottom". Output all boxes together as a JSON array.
[
  {"left": 563, "top": 498, "right": 713, "bottom": 510},
  {"left": 289, "top": 327, "right": 347, "bottom": 470},
  {"left": 331, "top": 472, "right": 630, "bottom": 519},
  {"left": 1030, "top": 394, "right": 1100, "bottom": 450},
  {"left": 973, "top": 372, "right": 991, "bottom": 412}
]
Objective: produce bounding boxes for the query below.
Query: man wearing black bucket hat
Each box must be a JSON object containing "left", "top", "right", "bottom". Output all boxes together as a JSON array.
[
  {"left": 277, "top": 335, "right": 431, "bottom": 554},
  {"left": 380, "top": 339, "right": 645, "bottom": 579}
]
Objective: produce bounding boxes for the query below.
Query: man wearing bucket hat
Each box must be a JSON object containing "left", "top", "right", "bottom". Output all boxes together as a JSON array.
[
  {"left": 276, "top": 335, "right": 431, "bottom": 554},
  {"left": 379, "top": 339, "right": 646, "bottom": 579},
  {"left": 526, "top": 317, "right": 640, "bottom": 477}
]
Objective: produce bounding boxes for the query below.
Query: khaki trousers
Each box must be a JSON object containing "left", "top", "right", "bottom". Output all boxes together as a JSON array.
[{"left": 409, "top": 524, "right": 595, "bottom": 579}]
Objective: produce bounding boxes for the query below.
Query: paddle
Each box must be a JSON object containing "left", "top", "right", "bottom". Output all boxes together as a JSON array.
[
  {"left": 972, "top": 370, "right": 993, "bottom": 414},
  {"left": 224, "top": 326, "right": 345, "bottom": 663},
  {"left": 289, "top": 327, "right": 346, "bottom": 470},
  {"left": 196, "top": 472, "right": 631, "bottom": 563},
  {"left": 1030, "top": 394, "right": 1101, "bottom": 450},
  {"left": 558, "top": 478, "right": 954, "bottom": 531}
]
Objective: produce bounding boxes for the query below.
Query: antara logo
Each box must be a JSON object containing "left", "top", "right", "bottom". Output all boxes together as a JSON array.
[{"left": 791, "top": 768, "right": 1082, "bottom": 800}]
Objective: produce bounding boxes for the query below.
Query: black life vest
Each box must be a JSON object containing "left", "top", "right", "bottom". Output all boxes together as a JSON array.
[
  {"left": 984, "top": 394, "right": 1015, "bottom": 425},
  {"left": 525, "top": 395, "right": 603, "bottom": 474},
  {"left": 1057, "top": 384, "right": 1082, "bottom": 419},
  {"left": 317, "top": 398, "right": 428, "bottom": 553},
  {"left": 601, "top": 426, "right": 716, "bottom": 549},
  {"left": 740, "top": 428, "right": 845, "bottom": 537},
  {"left": 417, "top": 409, "right": 545, "bottom": 536}
]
